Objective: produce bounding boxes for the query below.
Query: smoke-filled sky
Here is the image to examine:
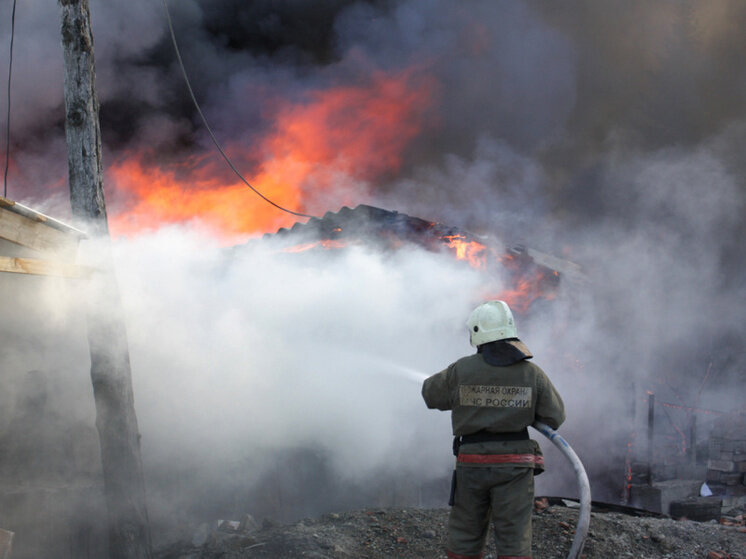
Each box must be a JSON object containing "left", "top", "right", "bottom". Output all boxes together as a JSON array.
[
  {"left": 2, "top": 0, "right": 744, "bottom": 242},
  {"left": 1, "top": 0, "right": 745, "bottom": 527}
]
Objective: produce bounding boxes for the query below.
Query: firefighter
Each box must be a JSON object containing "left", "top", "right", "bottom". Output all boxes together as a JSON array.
[{"left": 422, "top": 300, "right": 565, "bottom": 559}]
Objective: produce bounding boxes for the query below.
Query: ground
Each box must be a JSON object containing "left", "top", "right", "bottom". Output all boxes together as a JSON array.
[{"left": 155, "top": 501, "right": 746, "bottom": 559}]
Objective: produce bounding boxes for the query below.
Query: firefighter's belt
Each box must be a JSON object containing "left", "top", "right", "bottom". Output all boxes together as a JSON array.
[
  {"left": 459, "top": 428, "right": 529, "bottom": 444},
  {"left": 456, "top": 453, "right": 544, "bottom": 466},
  {"left": 453, "top": 429, "right": 529, "bottom": 456}
]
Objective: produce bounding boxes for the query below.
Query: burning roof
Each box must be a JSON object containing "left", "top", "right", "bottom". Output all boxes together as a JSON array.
[
  {"left": 258, "top": 204, "right": 580, "bottom": 313},
  {"left": 267, "top": 204, "right": 473, "bottom": 251}
]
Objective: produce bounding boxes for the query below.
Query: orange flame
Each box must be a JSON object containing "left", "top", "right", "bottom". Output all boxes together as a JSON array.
[
  {"left": 442, "top": 235, "right": 487, "bottom": 269},
  {"left": 437, "top": 237, "right": 562, "bottom": 313},
  {"left": 491, "top": 278, "right": 557, "bottom": 314},
  {"left": 438, "top": 237, "right": 561, "bottom": 313},
  {"left": 107, "top": 69, "right": 434, "bottom": 242},
  {"left": 486, "top": 252, "right": 558, "bottom": 313}
]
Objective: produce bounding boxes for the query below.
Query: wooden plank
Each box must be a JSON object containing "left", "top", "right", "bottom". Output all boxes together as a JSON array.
[
  {"left": 0, "top": 196, "right": 87, "bottom": 236},
  {"left": 0, "top": 256, "right": 91, "bottom": 278},
  {"left": 0, "top": 206, "right": 79, "bottom": 260},
  {"left": 0, "top": 528, "right": 13, "bottom": 559}
]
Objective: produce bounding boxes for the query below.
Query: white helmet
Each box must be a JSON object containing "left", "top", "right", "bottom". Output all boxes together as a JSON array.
[{"left": 466, "top": 300, "right": 518, "bottom": 347}]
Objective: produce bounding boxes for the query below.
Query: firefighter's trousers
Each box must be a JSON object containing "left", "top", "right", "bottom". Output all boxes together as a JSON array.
[{"left": 447, "top": 465, "right": 534, "bottom": 559}]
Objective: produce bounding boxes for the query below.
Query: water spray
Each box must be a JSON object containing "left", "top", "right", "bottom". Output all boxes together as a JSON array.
[{"left": 532, "top": 421, "right": 591, "bottom": 559}]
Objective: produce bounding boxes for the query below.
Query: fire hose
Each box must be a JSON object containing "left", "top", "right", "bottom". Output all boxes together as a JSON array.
[{"left": 532, "top": 421, "right": 591, "bottom": 559}]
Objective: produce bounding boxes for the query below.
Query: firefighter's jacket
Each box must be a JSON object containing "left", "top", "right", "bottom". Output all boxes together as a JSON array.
[{"left": 422, "top": 339, "right": 565, "bottom": 473}]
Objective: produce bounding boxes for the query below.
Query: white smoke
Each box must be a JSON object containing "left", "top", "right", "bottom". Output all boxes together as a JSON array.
[
  {"left": 78, "top": 228, "right": 510, "bottom": 527},
  {"left": 112, "top": 230, "right": 479, "bottom": 472}
]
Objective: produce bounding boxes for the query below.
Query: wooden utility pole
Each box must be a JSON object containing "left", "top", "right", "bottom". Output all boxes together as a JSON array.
[{"left": 58, "top": 1, "right": 152, "bottom": 557}]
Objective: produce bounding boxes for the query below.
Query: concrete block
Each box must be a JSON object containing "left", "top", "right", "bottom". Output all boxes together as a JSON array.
[
  {"left": 658, "top": 480, "right": 705, "bottom": 515},
  {"left": 708, "top": 459, "right": 736, "bottom": 472},
  {"left": 629, "top": 480, "right": 702, "bottom": 515},
  {"left": 722, "top": 495, "right": 746, "bottom": 513},
  {"left": 669, "top": 497, "right": 722, "bottom": 522},
  {"left": 722, "top": 472, "right": 743, "bottom": 486},
  {"left": 629, "top": 484, "right": 662, "bottom": 513}
]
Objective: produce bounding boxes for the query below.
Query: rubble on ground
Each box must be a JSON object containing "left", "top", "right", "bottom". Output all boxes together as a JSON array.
[{"left": 155, "top": 501, "right": 746, "bottom": 559}]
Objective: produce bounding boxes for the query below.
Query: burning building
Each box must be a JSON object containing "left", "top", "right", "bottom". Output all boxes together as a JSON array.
[
  {"left": 254, "top": 203, "right": 578, "bottom": 315},
  {"left": 1, "top": 0, "right": 745, "bottom": 553}
]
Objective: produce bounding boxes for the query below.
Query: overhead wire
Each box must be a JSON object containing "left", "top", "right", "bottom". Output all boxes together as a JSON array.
[
  {"left": 160, "top": 0, "right": 316, "bottom": 220},
  {"left": 3, "top": 0, "right": 17, "bottom": 198}
]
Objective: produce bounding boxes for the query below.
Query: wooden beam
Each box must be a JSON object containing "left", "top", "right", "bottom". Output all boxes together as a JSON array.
[
  {"left": 0, "top": 205, "right": 80, "bottom": 259},
  {"left": 0, "top": 256, "right": 92, "bottom": 278}
]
